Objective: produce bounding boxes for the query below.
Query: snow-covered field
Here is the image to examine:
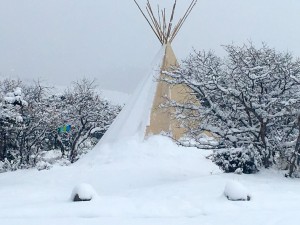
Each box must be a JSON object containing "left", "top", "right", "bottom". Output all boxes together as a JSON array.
[{"left": 0, "top": 136, "right": 299, "bottom": 225}]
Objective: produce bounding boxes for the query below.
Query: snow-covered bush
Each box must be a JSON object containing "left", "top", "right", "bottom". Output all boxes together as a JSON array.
[
  {"left": 0, "top": 158, "right": 21, "bottom": 173},
  {"left": 224, "top": 180, "right": 251, "bottom": 201},
  {"left": 36, "top": 161, "right": 52, "bottom": 171},
  {"left": 164, "top": 43, "right": 300, "bottom": 176},
  {"left": 71, "top": 183, "right": 98, "bottom": 202},
  {"left": 212, "top": 148, "right": 260, "bottom": 174},
  {"left": 34, "top": 150, "right": 71, "bottom": 170}
]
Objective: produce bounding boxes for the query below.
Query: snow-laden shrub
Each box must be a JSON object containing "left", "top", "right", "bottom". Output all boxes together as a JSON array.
[
  {"left": 0, "top": 158, "right": 21, "bottom": 173},
  {"left": 36, "top": 161, "right": 52, "bottom": 171},
  {"left": 224, "top": 180, "right": 251, "bottom": 201},
  {"left": 71, "top": 183, "right": 98, "bottom": 202},
  {"left": 39, "top": 150, "right": 63, "bottom": 164},
  {"left": 212, "top": 148, "right": 261, "bottom": 174},
  {"left": 34, "top": 150, "right": 71, "bottom": 171}
]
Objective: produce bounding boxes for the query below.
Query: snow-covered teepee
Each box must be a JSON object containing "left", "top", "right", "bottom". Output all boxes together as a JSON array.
[{"left": 100, "top": 0, "right": 197, "bottom": 145}]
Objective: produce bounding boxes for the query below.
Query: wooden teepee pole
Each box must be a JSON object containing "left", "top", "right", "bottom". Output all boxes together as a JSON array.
[
  {"left": 165, "top": 0, "right": 177, "bottom": 42},
  {"left": 170, "top": 0, "right": 197, "bottom": 43},
  {"left": 133, "top": 0, "right": 163, "bottom": 44},
  {"left": 134, "top": 0, "right": 197, "bottom": 45}
]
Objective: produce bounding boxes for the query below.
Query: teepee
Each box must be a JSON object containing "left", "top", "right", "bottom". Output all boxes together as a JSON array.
[
  {"left": 136, "top": 0, "right": 197, "bottom": 140},
  {"left": 99, "top": 0, "right": 197, "bottom": 145}
]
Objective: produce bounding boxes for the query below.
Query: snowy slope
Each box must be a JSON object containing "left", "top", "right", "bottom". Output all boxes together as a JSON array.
[{"left": 0, "top": 136, "right": 300, "bottom": 225}]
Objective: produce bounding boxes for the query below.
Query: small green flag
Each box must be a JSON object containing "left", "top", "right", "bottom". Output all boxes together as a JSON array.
[{"left": 58, "top": 125, "right": 72, "bottom": 134}]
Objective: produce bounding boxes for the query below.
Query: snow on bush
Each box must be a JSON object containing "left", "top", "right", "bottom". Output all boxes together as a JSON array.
[
  {"left": 212, "top": 148, "right": 260, "bottom": 174},
  {"left": 4, "top": 87, "right": 28, "bottom": 106},
  {"left": 224, "top": 180, "right": 251, "bottom": 201},
  {"left": 15, "top": 115, "right": 23, "bottom": 123},
  {"left": 0, "top": 158, "right": 20, "bottom": 173},
  {"left": 39, "top": 150, "right": 64, "bottom": 164},
  {"left": 14, "top": 87, "right": 22, "bottom": 96},
  {"left": 34, "top": 150, "right": 71, "bottom": 171},
  {"left": 71, "top": 183, "right": 98, "bottom": 202},
  {"left": 234, "top": 168, "right": 243, "bottom": 175},
  {"left": 36, "top": 161, "right": 52, "bottom": 171}
]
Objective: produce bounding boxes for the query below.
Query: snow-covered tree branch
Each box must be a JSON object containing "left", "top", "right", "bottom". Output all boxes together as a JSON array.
[
  {"left": 163, "top": 43, "right": 300, "bottom": 176},
  {"left": 0, "top": 78, "right": 121, "bottom": 171}
]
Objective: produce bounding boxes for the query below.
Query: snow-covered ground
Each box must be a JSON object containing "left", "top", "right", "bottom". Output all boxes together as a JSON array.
[{"left": 0, "top": 136, "right": 299, "bottom": 225}]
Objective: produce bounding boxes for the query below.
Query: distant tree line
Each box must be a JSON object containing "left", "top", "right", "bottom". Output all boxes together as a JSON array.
[
  {"left": 0, "top": 78, "right": 121, "bottom": 171},
  {"left": 164, "top": 43, "right": 300, "bottom": 177}
]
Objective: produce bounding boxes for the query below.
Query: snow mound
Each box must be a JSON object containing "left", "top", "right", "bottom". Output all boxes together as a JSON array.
[
  {"left": 71, "top": 183, "right": 98, "bottom": 202},
  {"left": 79, "top": 135, "right": 220, "bottom": 178},
  {"left": 224, "top": 180, "right": 251, "bottom": 201}
]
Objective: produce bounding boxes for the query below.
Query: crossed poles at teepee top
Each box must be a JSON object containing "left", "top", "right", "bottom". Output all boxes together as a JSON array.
[{"left": 133, "top": 0, "right": 197, "bottom": 45}]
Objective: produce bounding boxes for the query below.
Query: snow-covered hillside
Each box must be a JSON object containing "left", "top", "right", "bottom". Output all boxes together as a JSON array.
[{"left": 0, "top": 136, "right": 299, "bottom": 225}]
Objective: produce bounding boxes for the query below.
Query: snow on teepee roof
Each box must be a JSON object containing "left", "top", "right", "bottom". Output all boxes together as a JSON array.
[{"left": 99, "top": 0, "right": 197, "bottom": 145}]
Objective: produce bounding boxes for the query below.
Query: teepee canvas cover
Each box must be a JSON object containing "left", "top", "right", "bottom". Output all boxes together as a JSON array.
[
  {"left": 145, "top": 43, "right": 185, "bottom": 140},
  {"left": 138, "top": 0, "right": 197, "bottom": 140}
]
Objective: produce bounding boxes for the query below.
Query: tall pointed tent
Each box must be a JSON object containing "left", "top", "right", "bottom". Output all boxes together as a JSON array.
[{"left": 99, "top": 0, "right": 197, "bottom": 145}]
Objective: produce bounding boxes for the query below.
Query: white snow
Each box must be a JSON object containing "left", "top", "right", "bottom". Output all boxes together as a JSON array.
[
  {"left": 15, "top": 115, "right": 23, "bottom": 123},
  {"left": 13, "top": 87, "right": 22, "bottom": 96},
  {"left": 5, "top": 92, "right": 14, "bottom": 98},
  {"left": 3, "top": 96, "right": 16, "bottom": 104},
  {"left": 71, "top": 183, "right": 98, "bottom": 201},
  {"left": 36, "top": 161, "right": 51, "bottom": 171},
  {"left": 0, "top": 136, "right": 300, "bottom": 224},
  {"left": 3, "top": 87, "right": 28, "bottom": 107},
  {"left": 90, "top": 127, "right": 102, "bottom": 134},
  {"left": 224, "top": 180, "right": 251, "bottom": 201}
]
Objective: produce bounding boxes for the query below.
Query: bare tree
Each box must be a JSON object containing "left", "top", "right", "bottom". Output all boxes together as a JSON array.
[{"left": 58, "top": 79, "right": 120, "bottom": 163}]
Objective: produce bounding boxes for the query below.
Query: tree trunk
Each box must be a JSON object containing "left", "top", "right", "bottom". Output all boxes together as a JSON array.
[{"left": 288, "top": 116, "right": 300, "bottom": 177}]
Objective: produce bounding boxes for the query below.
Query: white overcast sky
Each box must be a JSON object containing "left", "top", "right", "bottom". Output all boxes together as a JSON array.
[{"left": 0, "top": 0, "right": 299, "bottom": 93}]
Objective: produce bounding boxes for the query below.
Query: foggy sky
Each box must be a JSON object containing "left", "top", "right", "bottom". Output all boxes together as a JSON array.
[{"left": 0, "top": 0, "right": 299, "bottom": 93}]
